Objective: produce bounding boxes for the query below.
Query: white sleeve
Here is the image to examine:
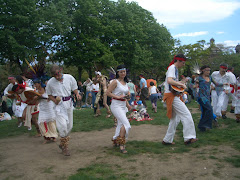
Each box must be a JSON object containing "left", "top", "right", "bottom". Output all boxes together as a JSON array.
[
  {"left": 46, "top": 83, "right": 52, "bottom": 96},
  {"left": 4, "top": 84, "right": 11, "bottom": 95},
  {"left": 167, "top": 66, "right": 176, "bottom": 79},
  {"left": 70, "top": 75, "right": 78, "bottom": 91}
]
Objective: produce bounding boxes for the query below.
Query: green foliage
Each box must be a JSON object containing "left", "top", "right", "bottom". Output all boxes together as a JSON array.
[
  {"left": 173, "top": 39, "right": 240, "bottom": 76},
  {"left": 0, "top": 0, "right": 70, "bottom": 71}
]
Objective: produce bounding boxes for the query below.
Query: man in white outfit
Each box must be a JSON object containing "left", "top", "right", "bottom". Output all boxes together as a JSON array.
[
  {"left": 226, "top": 67, "right": 237, "bottom": 113},
  {"left": 162, "top": 54, "right": 198, "bottom": 145},
  {"left": 211, "top": 63, "right": 231, "bottom": 119},
  {"left": 46, "top": 65, "right": 81, "bottom": 156}
]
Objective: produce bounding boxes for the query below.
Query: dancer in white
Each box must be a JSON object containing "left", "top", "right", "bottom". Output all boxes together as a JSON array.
[
  {"left": 34, "top": 80, "right": 58, "bottom": 144},
  {"left": 12, "top": 83, "right": 41, "bottom": 136},
  {"left": 211, "top": 63, "right": 231, "bottom": 119},
  {"left": 226, "top": 67, "right": 237, "bottom": 113},
  {"left": 107, "top": 65, "right": 131, "bottom": 153},
  {"left": 46, "top": 65, "right": 81, "bottom": 156},
  {"left": 235, "top": 76, "right": 240, "bottom": 123},
  {"left": 162, "top": 54, "right": 198, "bottom": 145}
]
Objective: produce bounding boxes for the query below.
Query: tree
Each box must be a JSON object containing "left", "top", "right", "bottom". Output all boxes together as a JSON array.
[
  {"left": 0, "top": 0, "right": 70, "bottom": 71},
  {"left": 110, "top": 0, "right": 174, "bottom": 80},
  {"left": 0, "top": 0, "right": 40, "bottom": 71}
]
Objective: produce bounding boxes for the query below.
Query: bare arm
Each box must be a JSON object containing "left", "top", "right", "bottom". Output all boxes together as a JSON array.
[
  {"left": 148, "top": 86, "right": 151, "bottom": 95},
  {"left": 107, "top": 80, "right": 125, "bottom": 99},
  {"left": 73, "top": 89, "right": 82, "bottom": 100},
  {"left": 133, "top": 85, "right": 137, "bottom": 95},
  {"left": 48, "top": 95, "right": 58, "bottom": 104}
]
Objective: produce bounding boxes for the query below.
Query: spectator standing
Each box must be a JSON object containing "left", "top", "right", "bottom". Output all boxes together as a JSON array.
[
  {"left": 139, "top": 74, "right": 148, "bottom": 108},
  {"left": 83, "top": 78, "right": 93, "bottom": 107},
  {"left": 91, "top": 78, "right": 100, "bottom": 113},
  {"left": 127, "top": 80, "right": 136, "bottom": 105},
  {"left": 77, "top": 81, "right": 84, "bottom": 108}
]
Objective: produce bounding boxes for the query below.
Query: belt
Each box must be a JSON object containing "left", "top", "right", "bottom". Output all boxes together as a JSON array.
[
  {"left": 62, "top": 96, "right": 71, "bottom": 101},
  {"left": 113, "top": 98, "right": 126, "bottom": 101},
  {"left": 54, "top": 96, "right": 71, "bottom": 101}
]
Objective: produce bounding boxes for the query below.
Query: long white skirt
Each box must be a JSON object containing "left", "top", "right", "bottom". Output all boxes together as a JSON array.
[
  {"left": 111, "top": 99, "right": 131, "bottom": 139},
  {"left": 38, "top": 100, "right": 58, "bottom": 138}
]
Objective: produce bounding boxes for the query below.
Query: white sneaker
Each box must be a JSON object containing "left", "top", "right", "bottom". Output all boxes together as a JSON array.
[
  {"left": 28, "top": 127, "right": 32, "bottom": 131},
  {"left": 18, "top": 122, "right": 22, "bottom": 128}
]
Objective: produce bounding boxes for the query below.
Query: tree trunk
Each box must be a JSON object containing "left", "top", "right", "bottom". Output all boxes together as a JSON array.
[
  {"left": 78, "top": 66, "right": 82, "bottom": 81},
  {"left": 88, "top": 67, "right": 92, "bottom": 79}
]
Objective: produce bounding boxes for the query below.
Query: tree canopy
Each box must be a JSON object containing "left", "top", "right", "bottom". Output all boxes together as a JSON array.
[{"left": 0, "top": 0, "right": 174, "bottom": 81}]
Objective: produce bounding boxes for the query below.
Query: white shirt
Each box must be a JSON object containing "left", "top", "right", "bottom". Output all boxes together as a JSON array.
[
  {"left": 164, "top": 64, "right": 178, "bottom": 93},
  {"left": 211, "top": 71, "right": 230, "bottom": 91},
  {"left": 4, "top": 82, "right": 17, "bottom": 95},
  {"left": 83, "top": 80, "right": 93, "bottom": 91},
  {"left": 150, "top": 86, "right": 157, "bottom": 95},
  {"left": 91, "top": 83, "right": 99, "bottom": 92},
  {"left": 46, "top": 74, "right": 78, "bottom": 97},
  {"left": 226, "top": 71, "right": 237, "bottom": 85}
]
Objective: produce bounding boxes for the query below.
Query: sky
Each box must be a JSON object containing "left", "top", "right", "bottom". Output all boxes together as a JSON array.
[{"left": 113, "top": 0, "right": 240, "bottom": 48}]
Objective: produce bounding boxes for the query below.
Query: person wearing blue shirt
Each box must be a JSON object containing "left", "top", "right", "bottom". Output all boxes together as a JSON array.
[{"left": 139, "top": 74, "right": 148, "bottom": 108}]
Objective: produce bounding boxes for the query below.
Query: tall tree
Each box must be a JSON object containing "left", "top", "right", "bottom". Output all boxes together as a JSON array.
[
  {"left": 0, "top": 0, "right": 70, "bottom": 71},
  {"left": 54, "top": 0, "right": 117, "bottom": 80},
  {"left": 0, "top": 0, "right": 40, "bottom": 71},
  {"left": 110, "top": 0, "right": 174, "bottom": 79}
]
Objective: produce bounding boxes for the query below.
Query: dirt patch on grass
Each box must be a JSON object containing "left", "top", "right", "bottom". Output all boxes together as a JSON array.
[{"left": 0, "top": 124, "right": 239, "bottom": 180}]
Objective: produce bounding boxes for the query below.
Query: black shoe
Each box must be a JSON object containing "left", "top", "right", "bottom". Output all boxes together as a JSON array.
[
  {"left": 230, "top": 109, "right": 234, "bottom": 113},
  {"left": 222, "top": 115, "right": 227, "bottom": 119}
]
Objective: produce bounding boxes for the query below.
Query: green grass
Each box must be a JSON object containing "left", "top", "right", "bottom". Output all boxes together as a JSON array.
[
  {"left": 224, "top": 155, "right": 240, "bottom": 167},
  {"left": 0, "top": 118, "right": 37, "bottom": 139},
  {"left": 68, "top": 164, "right": 133, "bottom": 180},
  {"left": 42, "top": 166, "right": 54, "bottom": 174},
  {"left": 1, "top": 100, "right": 240, "bottom": 179}
]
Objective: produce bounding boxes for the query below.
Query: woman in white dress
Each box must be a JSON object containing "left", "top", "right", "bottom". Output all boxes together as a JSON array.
[{"left": 107, "top": 65, "right": 131, "bottom": 154}]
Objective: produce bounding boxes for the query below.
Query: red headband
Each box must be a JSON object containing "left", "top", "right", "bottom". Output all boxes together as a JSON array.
[
  {"left": 167, "top": 56, "right": 186, "bottom": 69},
  {"left": 14, "top": 83, "right": 26, "bottom": 92},
  {"left": 8, "top": 77, "right": 15, "bottom": 80},
  {"left": 220, "top": 66, "right": 227, "bottom": 69}
]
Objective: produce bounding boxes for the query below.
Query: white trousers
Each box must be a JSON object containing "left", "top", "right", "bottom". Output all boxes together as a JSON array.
[
  {"left": 211, "top": 90, "right": 229, "bottom": 117},
  {"left": 55, "top": 100, "right": 73, "bottom": 137},
  {"left": 163, "top": 96, "right": 196, "bottom": 143},
  {"left": 229, "top": 93, "right": 237, "bottom": 107},
  {"left": 111, "top": 100, "right": 131, "bottom": 140}
]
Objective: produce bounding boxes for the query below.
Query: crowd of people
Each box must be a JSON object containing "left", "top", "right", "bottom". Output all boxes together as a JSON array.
[{"left": 0, "top": 53, "right": 239, "bottom": 156}]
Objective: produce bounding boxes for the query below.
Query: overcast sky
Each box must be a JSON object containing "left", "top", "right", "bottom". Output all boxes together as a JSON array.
[{"left": 113, "top": 0, "right": 240, "bottom": 47}]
